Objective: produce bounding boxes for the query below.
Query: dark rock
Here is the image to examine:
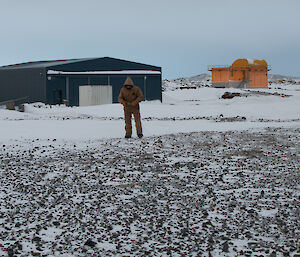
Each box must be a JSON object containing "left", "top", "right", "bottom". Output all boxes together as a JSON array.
[
  {"left": 32, "top": 236, "right": 41, "bottom": 243},
  {"left": 207, "top": 236, "right": 214, "bottom": 245},
  {"left": 247, "top": 208, "right": 255, "bottom": 214},
  {"left": 7, "top": 247, "right": 14, "bottom": 257},
  {"left": 221, "top": 92, "right": 241, "bottom": 99},
  {"left": 180, "top": 228, "right": 189, "bottom": 237},
  {"left": 222, "top": 241, "right": 229, "bottom": 252},
  {"left": 202, "top": 210, "right": 209, "bottom": 218},
  {"left": 84, "top": 238, "right": 97, "bottom": 247},
  {"left": 111, "top": 232, "right": 119, "bottom": 238},
  {"left": 248, "top": 241, "right": 259, "bottom": 249},
  {"left": 53, "top": 221, "right": 60, "bottom": 226},
  {"left": 106, "top": 224, "right": 113, "bottom": 231},
  {"left": 14, "top": 241, "right": 22, "bottom": 251},
  {"left": 220, "top": 235, "right": 230, "bottom": 241}
]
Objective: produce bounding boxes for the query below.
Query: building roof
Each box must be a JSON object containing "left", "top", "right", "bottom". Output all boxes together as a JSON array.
[
  {"left": 232, "top": 58, "right": 268, "bottom": 67},
  {"left": 208, "top": 58, "right": 270, "bottom": 71},
  {"left": 0, "top": 58, "right": 93, "bottom": 70},
  {"left": 0, "top": 57, "right": 161, "bottom": 71},
  {"left": 47, "top": 70, "right": 161, "bottom": 75}
]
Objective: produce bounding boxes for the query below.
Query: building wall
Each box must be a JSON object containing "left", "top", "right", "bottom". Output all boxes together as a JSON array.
[
  {"left": 46, "top": 74, "right": 162, "bottom": 106},
  {"left": 212, "top": 67, "right": 268, "bottom": 88},
  {"left": 144, "top": 75, "right": 162, "bottom": 101},
  {"left": 230, "top": 70, "right": 246, "bottom": 82},
  {"left": 212, "top": 68, "right": 229, "bottom": 83},
  {"left": 0, "top": 68, "right": 46, "bottom": 103},
  {"left": 46, "top": 76, "right": 67, "bottom": 104},
  {"left": 0, "top": 58, "right": 161, "bottom": 106},
  {"left": 249, "top": 70, "right": 268, "bottom": 88},
  {"left": 45, "top": 58, "right": 162, "bottom": 106}
]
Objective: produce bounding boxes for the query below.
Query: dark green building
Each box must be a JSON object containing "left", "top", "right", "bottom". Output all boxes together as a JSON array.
[{"left": 0, "top": 57, "right": 162, "bottom": 106}]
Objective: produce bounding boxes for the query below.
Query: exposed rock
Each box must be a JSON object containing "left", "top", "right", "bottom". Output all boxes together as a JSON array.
[
  {"left": 0, "top": 128, "right": 298, "bottom": 256},
  {"left": 221, "top": 92, "right": 241, "bottom": 99},
  {"left": 84, "top": 239, "right": 97, "bottom": 247},
  {"left": 53, "top": 221, "right": 60, "bottom": 226},
  {"left": 222, "top": 241, "right": 229, "bottom": 252}
]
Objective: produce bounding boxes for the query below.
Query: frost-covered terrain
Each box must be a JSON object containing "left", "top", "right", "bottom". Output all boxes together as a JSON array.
[
  {"left": 0, "top": 79, "right": 299, "bottom": 256},
  {"left": 0, "top": 128, "right": 299, "bottom": 257},
  {"left": 162, "top": 73, "right": 212, "bottom": 91},
  {"left": 0, "top": 83, "right": 299, "bottom": 141}
]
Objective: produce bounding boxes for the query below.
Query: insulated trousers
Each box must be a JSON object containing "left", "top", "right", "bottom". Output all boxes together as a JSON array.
[{"left": 124, "top": 106, "right": 142, "bottom": 136}]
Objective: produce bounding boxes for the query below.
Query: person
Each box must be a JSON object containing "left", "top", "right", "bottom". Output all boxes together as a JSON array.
[{"left": 118, "top": 77, "right": 144, "bottom": 138}]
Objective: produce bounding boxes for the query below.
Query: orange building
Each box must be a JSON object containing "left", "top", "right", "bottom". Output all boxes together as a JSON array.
[{"left": 209, "top": 59, "right": 270, "bottom": 88}]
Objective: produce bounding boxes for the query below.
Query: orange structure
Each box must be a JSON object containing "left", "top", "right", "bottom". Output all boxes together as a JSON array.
[{"left": 209, "top": 59, "right": 270, "bottom": 88}]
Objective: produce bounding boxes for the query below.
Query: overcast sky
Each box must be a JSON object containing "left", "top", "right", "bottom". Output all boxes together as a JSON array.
[{"left": 0, "top": 0, "right": 299, "bottom": 79}]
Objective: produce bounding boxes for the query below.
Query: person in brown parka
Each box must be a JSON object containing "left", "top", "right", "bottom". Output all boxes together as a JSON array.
[{"left": 118, "top": 77, "right": 144, "bottom": 138}]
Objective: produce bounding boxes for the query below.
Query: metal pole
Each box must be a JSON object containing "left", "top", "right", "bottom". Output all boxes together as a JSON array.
[
  {"left": 144, "top": 76, "right": 147, "bottom": 100},
  {"left": 66, "top": 77, "right": 69, "bottom": 104}
]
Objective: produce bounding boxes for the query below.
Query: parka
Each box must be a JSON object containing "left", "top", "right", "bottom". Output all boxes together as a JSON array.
[{"left": 118, "top": 77, "right": 144, "bottom": 107}]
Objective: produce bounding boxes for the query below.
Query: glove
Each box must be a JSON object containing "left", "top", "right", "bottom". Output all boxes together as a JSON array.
[{"left": 122, "top": 102, "right": 126, "bottom": 107}]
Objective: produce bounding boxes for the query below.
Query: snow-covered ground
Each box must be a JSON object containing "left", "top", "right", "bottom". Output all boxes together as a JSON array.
[
  {"left": 0, "top": 83, "right": 299, "bottom": 142},
  {"left": 0, "top": 81, "right": 299, "bottom": 256}
]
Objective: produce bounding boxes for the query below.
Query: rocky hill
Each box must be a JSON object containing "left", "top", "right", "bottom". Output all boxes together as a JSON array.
[
  {"left": 268, "top": 74, "right": 300, "bottom": 82},
  {"left": 163, "top": 73, "right": 212, "bottom": 91},
  {"left": 163, "top": 73, "right": 300, "bottom": 91}
]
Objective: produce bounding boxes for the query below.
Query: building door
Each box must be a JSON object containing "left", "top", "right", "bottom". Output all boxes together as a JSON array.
[
  {"left": 79, "top": 85, "right": 112, "bottom": 106},
  {"left": 52, "top": 89, "right": 63, "bottom": 104},
  {"left": 46, "top": 76, "right": 66, "bottom": 105}
]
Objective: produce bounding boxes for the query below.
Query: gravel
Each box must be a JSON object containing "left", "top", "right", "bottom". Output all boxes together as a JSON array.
[{"left": 0, "top": 127, "right": 299, "bottom": 256}]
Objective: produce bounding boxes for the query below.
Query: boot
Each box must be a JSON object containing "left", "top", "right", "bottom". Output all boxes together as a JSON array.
[
  {"left": 138, "top": 134, "right": 143, "bottom": 138},
  {"left": 125, "top": 135, "right": 131, "bottom": 139}
]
